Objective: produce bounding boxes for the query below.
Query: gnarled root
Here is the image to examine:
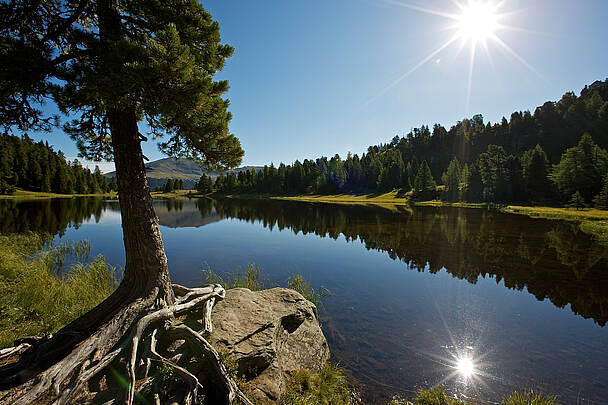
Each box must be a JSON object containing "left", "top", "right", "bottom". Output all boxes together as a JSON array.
[{"left": 0, "top": 283, "right": 252, "bottom": 405}]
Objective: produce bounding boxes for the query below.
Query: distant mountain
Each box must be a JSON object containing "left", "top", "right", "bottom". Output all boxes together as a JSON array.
[{"left": 104, "top": 158, "right": 262, "bottom": 189}]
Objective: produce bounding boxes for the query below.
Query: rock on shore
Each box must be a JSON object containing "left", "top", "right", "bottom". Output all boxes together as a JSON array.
[{"left": 210, "top": 287, "right": 330, "bottom": 403}]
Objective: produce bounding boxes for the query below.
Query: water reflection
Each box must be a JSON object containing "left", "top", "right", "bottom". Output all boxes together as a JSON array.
[
  {"left": 1, "top": 197, "right": 607, "bottom": 403},
  {"left": 204, "top": 198, "right": 608, "bottom": 327}
]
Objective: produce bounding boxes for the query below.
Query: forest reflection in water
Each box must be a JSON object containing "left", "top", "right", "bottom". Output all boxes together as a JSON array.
[
  {"left": 193, "top": 197, "right": 608, "bottom": 327},
  {"left": 1, "top": 197, "right": 607, "bottom": 402}
]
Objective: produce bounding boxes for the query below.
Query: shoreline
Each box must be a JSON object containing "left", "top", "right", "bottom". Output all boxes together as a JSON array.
[
  {"left": 207, "top": 191, "right": 608, "bottom": 245},
  {"left": 4, "top": 189, "right": 607, "bottom": 245}
]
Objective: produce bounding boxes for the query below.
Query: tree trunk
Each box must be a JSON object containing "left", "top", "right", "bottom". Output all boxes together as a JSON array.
[{"left": 109, "top": 107, "right": 174, "bottom": 303}]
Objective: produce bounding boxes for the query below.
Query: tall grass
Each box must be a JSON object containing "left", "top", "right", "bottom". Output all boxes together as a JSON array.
[
  {"left": 389, "top": 386, "right": 467, "bottom": 405},
  {"left": 390, "top": 387, "right": 560, "bottom": 405},
  {"left": 502, "top": 391, "right": 559, "bottom": 405},
  {"left": 204, "top": 266, "right": 328, "bottom": 306},
  {"left": 204, "top": 263, "right": 264, "bottom": 291},
  {"left": 287, "top": 274, "right": 329, "bottom": 307},
  {"left": 281, "top": 364, "right": 351, "bottom": 405},
  {"left": 0, "top": 233, "right": 117, "bottom": 348}
]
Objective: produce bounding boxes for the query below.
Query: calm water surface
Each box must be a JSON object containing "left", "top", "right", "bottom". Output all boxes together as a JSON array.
[{"left": 1, "top": 197, "right": 607, "bottom": 404}]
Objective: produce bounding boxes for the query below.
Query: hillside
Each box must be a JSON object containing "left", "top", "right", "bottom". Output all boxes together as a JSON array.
[{"left": 104, "top": 158, "right": 261, "bottom": 189}]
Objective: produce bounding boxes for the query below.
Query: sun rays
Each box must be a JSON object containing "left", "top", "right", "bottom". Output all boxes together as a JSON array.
[{"left": 367, "top": 0, "right": 543, "bottom": 111}]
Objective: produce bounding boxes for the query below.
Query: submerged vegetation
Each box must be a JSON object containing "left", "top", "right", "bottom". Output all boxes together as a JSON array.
[{"left": 0, "top": 233, "right": 117, "bottom": 348}]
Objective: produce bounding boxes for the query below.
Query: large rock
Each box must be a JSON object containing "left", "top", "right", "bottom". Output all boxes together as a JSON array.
[{"left": 209, "top": 287, "right": 330, "bottom": 403}]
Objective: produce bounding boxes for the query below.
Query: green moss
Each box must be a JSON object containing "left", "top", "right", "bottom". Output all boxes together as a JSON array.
[{"left": 0, "top": 232, "right": 117, "bottom": 347}]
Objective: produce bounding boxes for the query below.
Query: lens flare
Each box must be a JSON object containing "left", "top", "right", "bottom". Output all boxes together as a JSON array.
[
  {"left": 456, "top": 356, "right": 475, "bottom": 378},
  {"left": 456, "top": 1, "right": 499, "bottom": 41}
]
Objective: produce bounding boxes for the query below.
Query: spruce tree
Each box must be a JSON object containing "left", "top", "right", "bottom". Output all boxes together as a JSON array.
[
  {"left": 441, "top": 157, "right": 461, "bottom": 202},
  {"left": 413, "top": 160, "right": 437, "bottom": 200},
  {"left": 593, "top": 174, "right": 608, "bottom": 209}
]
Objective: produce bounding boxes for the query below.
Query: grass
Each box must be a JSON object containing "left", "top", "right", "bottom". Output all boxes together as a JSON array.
[
  {"left": 204, "top": 263, "right": 264, "bottom": 291},
  {"left": 280, "top": 364, "right": 351, "bottom": 405},
  {"left": 389, "top": 387, "right": 560, "bottom": 405},
  {"left": 204, "top": 266, "right": 328, "bottom": 307},
  {"left": 503, "top": 205, "right": 608, "bottom": 221},
  {"left": 150, "top": 189, "right": 195, "bottom": 199},
  {"left": 389, "top": 386, "right": 467, "bottom": 405},
  {"left": 503, "top": 206, "right": 608, "bottom": 246},
  {"left": 0, "top": 189, "right": 117, "bottom": 200},
  {"left": 287, "top": 274, "right": 329, "bottom": 308},
  {"left": 502, "top": 391, "right": 559, "bottom": 405},
  {"left": 0, "top": 232, "right": 117, "bottom": 348}
]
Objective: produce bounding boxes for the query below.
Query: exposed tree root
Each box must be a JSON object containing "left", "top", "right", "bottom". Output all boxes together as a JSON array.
[{"left": 0, "top": 283, "right": 252, "bottom": 405}]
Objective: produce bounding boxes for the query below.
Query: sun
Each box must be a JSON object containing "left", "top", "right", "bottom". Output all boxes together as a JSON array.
[
  {"left": 455, "top": 1, "right": 499, "bottom": 41},
  {"left": 456, "top": 356, "right": 475, "bottom": 378},
  {"left": 366, "top": 0, "right": 541, "bottom": 109}
]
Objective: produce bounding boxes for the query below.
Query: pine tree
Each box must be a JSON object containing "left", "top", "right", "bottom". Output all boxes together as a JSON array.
[
  {"left": 413, "top": 160, "right": 437, "bottom": 200},
  {"left": 163, "top": 179, "right": 174, "bottom": 193},
  {"left": 0, "top": 1, "right": 243, "bottom": 400},
  {"left": 570, "top": 191, "right": 585, "bottom": 210},
  {"left": 593, "top": 174, "right": 608, "bottom": 209},
  {"left": 522, "top": 144, "right": 552, "bottom": 203},
  {"left": 552, "top": 134, "right": 608, "bottom": 202},
  {"left": 441, "top": 157, "right": 461, "bottom": 202}
]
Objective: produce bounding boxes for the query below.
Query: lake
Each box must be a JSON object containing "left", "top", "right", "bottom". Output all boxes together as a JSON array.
[{"left": 1, "top": 197, "right": 607, "bottom": 404}]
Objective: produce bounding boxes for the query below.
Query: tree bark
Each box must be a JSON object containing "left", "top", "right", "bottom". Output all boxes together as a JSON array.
[{"left": 110, "top": 107, "right": 174, "bottom": 304}]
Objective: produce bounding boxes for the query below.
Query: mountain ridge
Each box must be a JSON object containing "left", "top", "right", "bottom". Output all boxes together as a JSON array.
[{"left": 103, "top": 157, "right": 262, "bottom": 189}]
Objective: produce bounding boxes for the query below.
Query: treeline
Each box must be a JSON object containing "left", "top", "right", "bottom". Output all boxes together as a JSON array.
[
  {"left": 204, "top": 79, "right": 608, "bottom": 206},
  {"left": 154, "top": 178, "right": 184, "bottom": 193},
  {"left": 0, "top": 133, "right": 117, "bottom": 195}
]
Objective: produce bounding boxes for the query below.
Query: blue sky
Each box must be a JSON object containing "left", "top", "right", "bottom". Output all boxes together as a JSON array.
[{"left": 27, "top": 0, "right": 608, "bottom": 172}]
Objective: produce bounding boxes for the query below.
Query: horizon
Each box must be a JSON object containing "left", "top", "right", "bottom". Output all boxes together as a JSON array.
[{"left": 21, "top": 0, "right": 608, "bottom": 173}]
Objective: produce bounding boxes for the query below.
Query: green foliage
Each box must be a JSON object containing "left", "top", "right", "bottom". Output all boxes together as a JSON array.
[
  {"left": 390, "top": 388, "right": 559, "bottom": 405},
  {"left": 552, "top": 134, "right": 608, "bottom": 202},
  {"left": 1, "top": 0, "right": 243, "bottom": 169},
  {"left": 389, "top": 386, "right": 467, "bottom": 405},
  {"left": 212, "top": 81, "right": 608, "bottom": 207},
  {"left": 522, "top": 145, "right": 553, "bottom": 203},
  {"left": 502, "top": 391, "right": 559, "bottom": 405},
  {"left": 569, "top": 191, "right": 585, "bottom": 210},
  {"left": 0, "top": 133, "right": 109, "bottom": 194},
  {"left": 412, "top": 160, "right": 437, "bottom": 201},
  {"left": 204, "top": 266, "right": 326, "bottom": 306},
  {"left": 441, "top": 157, "right": 461, "bottom": 202},
  {"left": 281, "top": 365, "right": 351, "bottom": 405},
  {"left": 0, "top": 179, "right": 16, "bottom": 195},
  {"left": 0, "top": 233, "right": 117, "bottom": 347},
  {"left": 204, "top": 263, "right": 264, "bottom": 291},
  {"left": 153, "top": 362, "right": 182, "bottom": 395},
  {"left": 196, "top": 174, "right": 214, "bottom": 194},
  {"left": 593, "top": 174, "right": 608, "bottom": 209},
  {"left": 287, "top": 274, "right": 329, "bottom": 307},
  {"left": 580, "top": 220, "right": 608, "bottom": 246}
]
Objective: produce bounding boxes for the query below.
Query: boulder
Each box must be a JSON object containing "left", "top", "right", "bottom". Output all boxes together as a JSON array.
[{"left": 209, "top": 287, "right": 330, "bottom": 403}]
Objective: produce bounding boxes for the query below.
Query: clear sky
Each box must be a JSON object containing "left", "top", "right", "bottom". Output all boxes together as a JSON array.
[{"left": 27, "top": 0, "right": 608, "bottom": 172}]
